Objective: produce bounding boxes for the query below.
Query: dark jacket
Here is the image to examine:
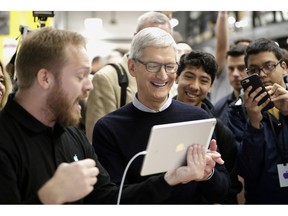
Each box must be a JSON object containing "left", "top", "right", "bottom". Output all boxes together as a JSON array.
[
  {"left": 212, "top": 92, "right": 237, "bottom": 126},
  {"left": 228, "top": 95, "right": 288, "bottom": 204},
  {"left": 202, "top": 98, "right": 243, "bottom": 204}
]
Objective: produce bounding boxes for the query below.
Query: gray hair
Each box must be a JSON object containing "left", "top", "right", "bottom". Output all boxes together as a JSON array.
[
  {"left": 136, "top": 11, "right": 172, "bottom": 34},
  {"left": 129, "top": 27, "right": 177, "bottom": 60}
]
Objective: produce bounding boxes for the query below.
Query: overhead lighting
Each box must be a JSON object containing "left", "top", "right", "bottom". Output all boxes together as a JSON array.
[
  {"left": 235, "top": 20, "right": 248, "bottom": 28},
  {"left": 228, "top": 16, "right": 236, "bottom": 25}
]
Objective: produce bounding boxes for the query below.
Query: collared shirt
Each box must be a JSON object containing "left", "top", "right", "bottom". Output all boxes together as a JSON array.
[
  {"left": 132, "top": 94, "right": 172, "bottom": 113},
  {"left": 0, "top": 94, "right": 173, "bottom": 204}
]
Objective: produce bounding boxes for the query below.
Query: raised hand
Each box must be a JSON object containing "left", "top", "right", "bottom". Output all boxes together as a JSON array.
[
  {"left": 164, "top": 139, "right": 224, "bottom": 185},
  {"left": 268, "top": 83, "right": 288, "bottom": 116},
  {"left": 243, "top": 86, "right": 270, "bottom": 128},
  {"left": 164, "top": 144, "right": 206, "bottom": 185},
  {"left": 38, "top": 159, "right": 99, "bottom": 204},
  {"left": 204, "top": 139, "right": 224, "bottom": 179}
]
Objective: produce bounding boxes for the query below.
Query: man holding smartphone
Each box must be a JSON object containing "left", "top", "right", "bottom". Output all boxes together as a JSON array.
[
  {"left": 240, "top": 73, "right": 274, "bottom": 112},
  {"left": 228, "top": 38, "right": 288, "bottom": 204}
]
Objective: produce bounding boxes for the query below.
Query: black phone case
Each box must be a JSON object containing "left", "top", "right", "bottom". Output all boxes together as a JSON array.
[{"left": 241, "top": 74, "right": 274, "bottom": 112}]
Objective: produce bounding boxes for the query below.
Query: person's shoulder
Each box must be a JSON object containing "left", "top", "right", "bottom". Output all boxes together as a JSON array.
[
  {"left": 64, "top": 126, "right": 91, "bottom": 145},
  {"left": 64, "top": 126, "right": 95, "bottom": 157},
  {"left": 91, "top": 64, "right": 120, "bottom": 85},
  {"left": 213, "top": 94, "right": 232, "bottom": 111},
  {"left": 215, "top": 94, "right": 231, "bottom": 106},
  {"left": 172, "top": 99, "right": 197, "bottom": 109},
  {"left": 96, "top": 103, "right": 134, "bottom": 122},
  {"left": 215, "top": 118, "right": 229, "bottom": 132},
  {"left": 172, "top": 100, "right": 208, "bottom": 116},
  {"left": 202, "top": 98, "right": 214, "bottom": 110},
  {"left": 94, "top": 64, "right": 119, "bottom": 76},
  {"left": 65, "top": 126, "right": 85, "bottom": 136}
]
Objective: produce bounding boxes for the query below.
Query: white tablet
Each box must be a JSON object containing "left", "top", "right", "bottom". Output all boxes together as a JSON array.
[{"left": 140, "top": 118, "right": 216, "bottom": 176}]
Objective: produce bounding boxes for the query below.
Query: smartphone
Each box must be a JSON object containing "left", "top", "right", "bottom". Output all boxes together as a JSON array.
[{"left": 241, "top": 74, "right": 274, "bottom": 112}]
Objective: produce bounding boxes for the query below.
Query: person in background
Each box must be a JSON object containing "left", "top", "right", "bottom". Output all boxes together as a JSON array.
[
  {"left": 78, "top": 56, "right": 105, "bottom": 133},
  {"left": 92, "top": 27, "right": 230, "bottom": 204},
  {"left": 280, "top": 48, "right": 288, "bottom": 73},
  {"left": 170, "top": 41, "right": 193, "bottom": 97},
  {"left": 85, "top": 11, "right": 173, "bottom": 144},
  {"left": 0, "top": 27, "right": 223, "bottom": 204},
  {"left": 210, "top": 11, "right": 251, "bottom": 106},
  {"left": 281, "top": 48, "right": 288, "bottom": 83},
  {"left": 177, "top": 41, "right": 192, "bottom": 60},
  {"left": 209, "top": 11, "right": 232, "bottom": 105},
  {"left": 0, "top": 60, "right": 12, "bottom": 110},
  {"left": 228, "top": 38, "right": 288, "bottom": 204},
  {"left": 175, "top": 50, "right": 242, "bottom": 204},
  {"left": 234, "top": 38, "right": 251, "bottom": 46},
  {"left": 213, "top": 43, "right": 248, "bottom": 126},
  {"left": 78, "top": 55, "right": 105, "bottom": 133},
  {"left": 212, "top": 44, "right": 248, "bottom": 204},
  {"left": 90, "top": 56, "right": 105, "bottom": 75},
  {"left": 106, "top": 49, "right": 123, "bottom": 64}
]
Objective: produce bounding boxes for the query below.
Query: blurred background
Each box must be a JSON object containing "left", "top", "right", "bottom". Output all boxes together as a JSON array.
[{"left": 1, "top": 11, "right": 288, "bottom": 66}]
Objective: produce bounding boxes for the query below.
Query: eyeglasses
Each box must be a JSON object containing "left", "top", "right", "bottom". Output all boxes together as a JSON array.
[
  {"left": 133, "top": 58, "right": 178, "bottom": 74},
  {"left": 246, "top": 59, "right": 282, "bottom": 76}
]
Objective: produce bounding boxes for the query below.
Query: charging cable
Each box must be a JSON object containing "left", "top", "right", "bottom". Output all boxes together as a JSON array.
[{"left": 117, "top": 150, "right": 147, "bottom": 205}]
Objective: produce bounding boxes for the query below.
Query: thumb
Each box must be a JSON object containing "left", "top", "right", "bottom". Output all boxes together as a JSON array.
[{"left": 209, "top": 139, "right": 217, "bottom": 151}]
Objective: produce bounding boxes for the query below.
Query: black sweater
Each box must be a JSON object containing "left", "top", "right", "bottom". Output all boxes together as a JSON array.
[{"left": 93, "top": 100, "right": 230, "bottom": 204}]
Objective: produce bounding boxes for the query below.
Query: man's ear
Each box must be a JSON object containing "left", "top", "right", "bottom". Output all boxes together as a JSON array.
[
  {"left": 37, "top": 69, "right": 51, "bottom": 89},
  {"left": 128, "top": 59, "right": 136, "bottom": 77},
  {"left": 281, "top": 60, "right": 288, "bottom": 76}
]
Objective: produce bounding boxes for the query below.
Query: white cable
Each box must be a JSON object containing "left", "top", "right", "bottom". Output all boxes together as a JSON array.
[{"left": 117, "top": 150, "right": 147, "bottom": 205}]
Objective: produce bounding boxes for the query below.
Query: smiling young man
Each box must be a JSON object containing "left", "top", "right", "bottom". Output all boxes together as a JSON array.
[
  {"left": 228, "top": 38, "right": 288, "bottom": 204},
  {"left": 175, "top": 50, "right": 242, "bottom": 204},
  {"left": 92, "top": 27, "right": 230, "bottom": 204}
]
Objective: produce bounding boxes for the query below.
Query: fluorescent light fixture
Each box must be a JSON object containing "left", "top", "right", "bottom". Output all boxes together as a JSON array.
[{"left": 84, "top": 18, "right": 104, "bottom": 38}]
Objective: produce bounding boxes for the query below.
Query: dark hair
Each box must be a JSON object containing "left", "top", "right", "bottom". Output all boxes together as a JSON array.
[
  {"left": 280, "top": 48, "right": 288, "bottom": 66},
  {"left": 92, "top": 56, "right": 102, "bottom": 64},
  {"left": 177, "top": 50, "right": 218, "bottom": 84},
  {"left": 244, "top": 38, "right": 283, "bottom": 67},
  {"left": 226, "top": 43, "right": 248, "bottom": 58}
]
